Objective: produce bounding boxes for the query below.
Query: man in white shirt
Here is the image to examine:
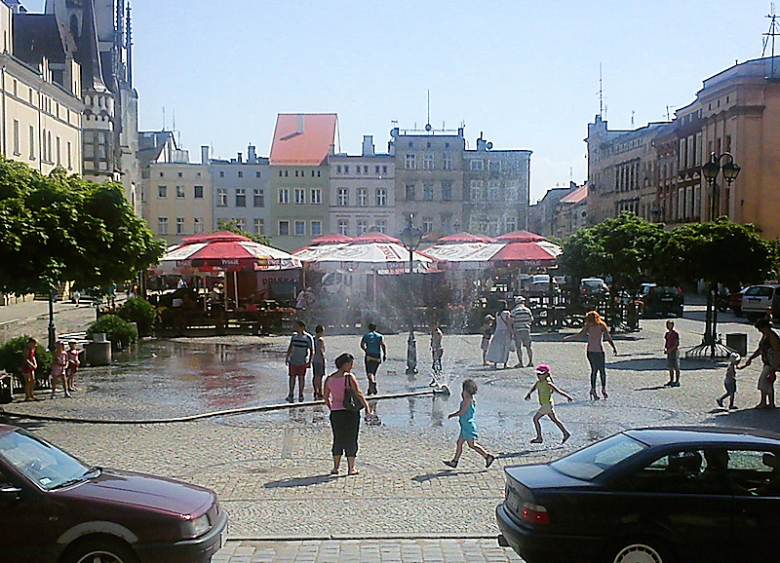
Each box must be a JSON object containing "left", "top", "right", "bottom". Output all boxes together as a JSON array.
[{"left": 511, "top": 296, "right": 534, "bottom": 368}]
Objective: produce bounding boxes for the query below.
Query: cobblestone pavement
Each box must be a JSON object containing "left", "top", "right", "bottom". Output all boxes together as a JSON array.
[{"left": 2, "top": 300, "right": 777, "bottom": 561}]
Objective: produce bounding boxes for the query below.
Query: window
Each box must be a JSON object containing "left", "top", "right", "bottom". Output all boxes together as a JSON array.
[
  {"left": 238, "top": 171, "right": 243, "bottom": 178},
  {"left": 41, "top": 129, "right": 46, "bottom": 161},
  {"left": 219, "top": 171, "right": 225, "bottom": 178},
  {"left": 217, "top": 188, "right": 228, "bottom": 207},
  {"left": 176, "top": 185, "right": 185, "bottom": 199},
  {"left": 294, "top": 188, "right": 305, "bottom": 204},
  {"left": 279, "top": 220, "right": 290, "bottom": 236},
  {"left": 176, "top": 218, "right": 185, "bottom": 235},
  {"left": 279, "top": 188, "right": 289, "bottom": 204},
  {"left": 338, "top": 188, "right": 349, "bottom": 206},
  {"left": 356, "top": 220, "right": 368, "bottom": 235},
  {"left": 442, "top": 182, "right": 452, "bottom": 202},
  {"left": 256, "top": 171, "right": 261, "bottom": 178},
  {"left": 375, "top": 165, "right": 380, "bottom": 174},
  {"left": 488, "top": 181, "right": 500, "bottom": 201},
  {"left": 442, "top": 154, "right": 452, "bottom": 170},
  {"left": 382, "top": 165, "right": 388, "bottom": 174},
  {"left": 235, "top": 218, "right": 246, "bottom": 231},
  {"left": 422, "top": 216, "right": 434, "bottom": 233},
  {"left": 158, "top": 185, "right": 168, "bottom": 198},
  {"left": 157, "top": 217, "right": 168, "bottom": 235},
  {"left": 423, "top": 184, "right": 434, "bottom": 201},
  {"left": 254, "top": 219, "right": 265, "bottom": 235},
  {"left": 405, "top": 184, "right": 415, "bottom": 201},
  {"left": 194, "top": 185, "right": 204, "bottom": 199},
  {"left": 310, "top": 188, "right": 322, "bottom": 204},
  {"left": 375, "top": 219, "right": 387, "bottom": 233},
  {"left": 506, "top": 186, "right": 518, "bottom": 201},
  {"left": 29, "top": 126, "right": 35, "bottom": 159},
  {"left": 363, "top": 165, "right": 369, "bottom": 174},
  {"left": 470, "top": 180, "right": 484, "bottom": 201},
  {"left": 336, "top": 165, "right": 342, "bottom": 174},
  {"left": 67, "top": 142, "right": 72, "bottom": 169},
  {"left": 441, "top": 214, "right": 452, "bottom": 233},
  {"left": 344, "top": 165, "right": 349, "bottom": 174},
  {"left": 357, "top": 188, "right": 368, "bottom": 207},
  {"left": 235, "top": 188, "right": 246, "bottom": 207},
  {"left": 12, "top": 120, "right": 19, "bottom": 155},
  {"left": 488, "top": 161, "right": 501, "bottom": 172},
  {"left": 505, "top": 217, "right": 517, "bottom": 232},
  {"left": 311, "top": 220, "right": 322, "bottom": 237},
  {"left": 470, "top": 160, "right": 484, "bottom": 171},
  {"left": 423, "top": 153, "right": 435, "bottom": 169},
  {"left": 193, "top": 218, "right": 204, "bottom": 233},
  {"left": 253, "top": 189, "right": 264, "bottom": 207},
  {"left": 405, "top": 154, "right": 416, "bottom": 169},
  {"left": 178, "top": 172, "right": 183, "bottom": 178},
  {"left": 338, "top": 219, "right": 349, "bottom": 236},
  {"left": 355, "top": 166, "right": 361, "bottom": 175},
  {"left": 376, "top": 188, "right": 387, "bottom": 207}
]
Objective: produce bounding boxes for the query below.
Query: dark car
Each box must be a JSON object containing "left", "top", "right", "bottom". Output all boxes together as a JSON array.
[
  {"left": 638, "top": 283, "right": 684, "bottom": 317},
  {"left": 497, "top": 427, "right": 780, "bottom": 563},
  {"left": 0, "top": 424, "right": 227, "bottom": 563}
]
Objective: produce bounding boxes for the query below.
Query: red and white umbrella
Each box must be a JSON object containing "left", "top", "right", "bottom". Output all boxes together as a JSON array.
[
  {"left": 151, "top": 232, "right": 301, "bottom": 274},
  {"left": 293, "top": 233, "right": 354, "bottom": 262},
  {"left": 421, "top": 232, "right": 496, "bottom": 268},
  {"left": 488, "top": 231, "right": 562, "bottom": 267}
]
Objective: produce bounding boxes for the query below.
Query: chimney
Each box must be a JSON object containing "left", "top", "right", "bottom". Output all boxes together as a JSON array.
[
  {"left": 297, "top": 114, "right": 305, "bottom": 134},
  {"left": 247, "top": 144, "right": 257, "bottom": 163},
  {"left": 201, "top": 145, "right": 210, "bottom": 164},
  {"left": 237, "top": 152, "right": 243, "bottom": 163},
  {"left": 362, "top": 135, "right": 375, "bottom": 156}
]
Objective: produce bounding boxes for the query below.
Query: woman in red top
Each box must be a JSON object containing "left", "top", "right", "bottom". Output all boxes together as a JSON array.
[{"left": 21, "top": 337, "right": 38, "bottom": 401}]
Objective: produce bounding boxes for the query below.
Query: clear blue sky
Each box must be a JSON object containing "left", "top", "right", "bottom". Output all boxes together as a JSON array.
[{"left": 27, "top": 1, "right": 777, "bottom": 201}]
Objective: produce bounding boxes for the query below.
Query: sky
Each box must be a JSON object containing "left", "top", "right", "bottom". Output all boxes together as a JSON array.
[{"left": 25, "top": 0, "right": 778, "bottom": 202}]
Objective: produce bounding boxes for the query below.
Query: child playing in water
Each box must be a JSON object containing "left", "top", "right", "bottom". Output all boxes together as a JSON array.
[
  {"left": 443, "top": 379, "right": 496, "bottom": 469},
  {"left": 312, "top": 325, "right": 326, "bottom": 400},
  {"left": 430, "top": 323, "right": 444, "bottom": 386},
  {"left": 66, "top": 341, "right": 81, "bottom": 393},
  {"left": 50, "top": 341, "right": 70, "bottom": 398},
  {"left": 525, "top": 364, "right": 572, "bottom": 444},
  {"left": 717, "top": 353, "right": 739, "bottom": 410}
]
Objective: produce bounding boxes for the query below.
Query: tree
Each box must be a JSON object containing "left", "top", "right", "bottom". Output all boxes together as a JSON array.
[
  {"left": 0, "top": 159, "right": 165, "bottom": 295},
  {"left": 216, "top": 219, "right": 272, "bottom": 246}
]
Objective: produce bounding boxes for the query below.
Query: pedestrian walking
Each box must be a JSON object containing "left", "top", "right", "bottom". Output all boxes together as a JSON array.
[
  {"left": 443, "top": 379, "right": 495, "bottom": 469},
  {"left": 480, "top": 314, "right": 494, "bottom": 366},
  {"left": 664, "top": 320, "right": 681, "bottom": 387},
  {"left": 323, "top": 353, "right": 372, "bottom": 475},
  {"left": 524, "top": 364, "right": 572, "bottom": 444},
  {"left": 717, "top": 353, "right": 740, "bottom": 410},
  {"left": 511, "top": 296, "right": 534, "bottom": 368},
  {"left": 50, "top": 341, "right": 70, "bottom": 398},
  {"left": 66, "top": 341, "right": 80, "bottom": 393},
  {"left": 312, "top": 325, "right": 326, "bottom": 400},
  {"left": 742, "top": 318, "right": 780, "bottom": 409},
  {"left": 21, "top": 337, "right": 38, "bottom": 402},
  {"left": 430, "top": 323, "right": 444, "bottom": 385},
  {"left": 360, "top": 323, "right": 386, "bottom": 396},
  {"left": 564, "top": 310, "right": 617, "bottom": 400},
  {"left": 486, "top": 301, "right": 513, "bottom": 369},
  {"left": 285, "top": 320, "right": 314, "bottom": 402}
]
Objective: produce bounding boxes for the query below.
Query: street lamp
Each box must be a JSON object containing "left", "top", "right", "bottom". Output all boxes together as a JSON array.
[
  {"left": 689, "top": 151, "right": 741, "bottom": 360},
  {"left": 399, "top": 219, "right": 423, "bottom": 375}
]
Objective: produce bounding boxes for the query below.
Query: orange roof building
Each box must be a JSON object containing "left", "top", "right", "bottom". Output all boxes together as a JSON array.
[{"left": 269, "top": 113, "right": 339, "bottom": 166}]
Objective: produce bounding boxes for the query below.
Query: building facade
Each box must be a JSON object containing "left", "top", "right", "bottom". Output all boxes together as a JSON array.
[
  {"left": 552, "top": 183, "right": 588, "bottom": 238},
  {"left": 329, "top": 136, "right": 395, "bottom": 237},
  {"left": 1, "top": 1, "right": 83, "bottom": 175},
  {"left": 527, "top": 183, "right": 577, "bottom": 237}
]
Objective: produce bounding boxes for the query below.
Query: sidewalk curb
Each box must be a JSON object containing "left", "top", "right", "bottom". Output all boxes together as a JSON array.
[{"left": 225, "top": 533, "right": 497, "bottom": 542}]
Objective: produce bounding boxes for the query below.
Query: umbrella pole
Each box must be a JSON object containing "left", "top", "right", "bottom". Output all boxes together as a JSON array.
[{"left": 233, "top": 271, "right": 239, "bottom": 309}]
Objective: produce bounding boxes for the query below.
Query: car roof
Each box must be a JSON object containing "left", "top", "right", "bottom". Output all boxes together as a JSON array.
[{"left": 625, "top": 426, "right": 780, "bottom": 448}]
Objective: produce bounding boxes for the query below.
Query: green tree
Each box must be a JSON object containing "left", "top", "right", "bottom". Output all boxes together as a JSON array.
[
  {"left": 216, "top": 219, "right": 272, "bottom": 246},
  {"left": 0, "top": 159, "right": 165, "bottom": 295}
]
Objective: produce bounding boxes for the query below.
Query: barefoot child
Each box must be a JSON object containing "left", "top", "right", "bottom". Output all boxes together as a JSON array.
[
  {"left": 21, "top": 338, "right": 38, "bottom": 401},
  {"left": 66, "top": 341, "right": 81, "bottom": 392},
  {"left": 717, "top": 353, "right": 739, "bottom": 410},
  {"left": 50, "top": 341, "right": 70, "bottom": 398},
  {"left": 443, "top": 379, "right": 496, "bottom": 469},
  {"left": 430, "top": 323, "right": 444, "bottom": 386},
  {"left": 664, "top": 320, "right": 681, "bottom": 387},
  {"left": 312, "top": 325, "right": 326, "bottom": 400},
  {"left": 525, "top": 364, "right": 572, "bottom": 444}
]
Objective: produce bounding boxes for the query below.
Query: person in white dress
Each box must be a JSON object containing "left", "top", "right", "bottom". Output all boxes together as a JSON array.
[{"left": 486, "top": 301, "right": 513, "bottom": 369}]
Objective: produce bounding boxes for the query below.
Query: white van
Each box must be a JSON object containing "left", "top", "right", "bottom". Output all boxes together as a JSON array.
[{"left": 741, "top": 284, "right": 780, "bottom": 322}]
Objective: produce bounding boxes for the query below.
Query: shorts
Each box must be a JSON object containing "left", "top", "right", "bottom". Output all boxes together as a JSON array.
[
  {"left": 536, "top": 403, "right": 555, "bottom": 416},
  {"left": 724, "top": 378, "right": 737, "bottom": 395},
  {"left": 312, "top": 361, "right": 325, "bottom": 378},
  {"left": 758, "top": 365, "right": 777, "bottom": 393},
  {"left": 365, "top": 357, "right": 381, "bottom": 376},
  {"left": 666, "top": 350, "right": 680, "bottom": 369},
  {"left": 514, "top": 330, "right": 532, "bottom": 349},
  {"left": 289, "top": 364, "right": 307, "bottom": 377}
]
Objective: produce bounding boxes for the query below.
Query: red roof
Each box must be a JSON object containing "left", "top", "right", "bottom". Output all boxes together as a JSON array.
[
  {"left": 490, "top": 242, "right": 558, "bottom": 264},
  {"left": 560, "top": 184, "right": 588, "bottom": 204},
  {"left": 311, "top": 233, "right": 353, "bottom": 245},
  {"left": 495, "top": 230, "right": 546, "bottom": 243},
  {"left": 269, "top": 113, "right": 338, "bottom": 166},
  {"left": 438, "top": 232, "right": 496, "bottom": 243},
  {"left": 351, "top": 232, "right": 401, "bottom": 244},
  {"left": 181, "top": 231, "right": 250, "bottom": 243}
]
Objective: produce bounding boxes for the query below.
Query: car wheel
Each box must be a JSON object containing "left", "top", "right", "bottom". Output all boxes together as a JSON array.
[
  {"left": 607, "top": 539, "right": 673, "bottom": 563},
  {"left": 62, "top": 539, "right": 139, "bottom": 563}
]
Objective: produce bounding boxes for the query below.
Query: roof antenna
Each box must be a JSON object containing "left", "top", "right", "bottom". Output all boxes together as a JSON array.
[
  {"left": 598, "top": 63, "right": 604, "bottom": 118},
  {"left": 631, "top": 110, "right": 635, "bottom": 127},
  {"left": 763, "top": 3, "right": 780, "bottom": 79},
  {"left": 162, "top": 106, "right": 166, "bottom": 131},
  {"left": 425, "top": 89, "right": 432, "bottom": 133}
]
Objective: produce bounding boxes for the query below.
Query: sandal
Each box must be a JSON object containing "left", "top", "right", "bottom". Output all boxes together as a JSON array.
[
  {"left": 443, "top": 460, "right": 458, "bottom": 468},
  {"left": 348, "top": 470, "right": 360, "bottom": 475},
  {"left": 485, "top": 454, "right": 496, "bottom": 468}
]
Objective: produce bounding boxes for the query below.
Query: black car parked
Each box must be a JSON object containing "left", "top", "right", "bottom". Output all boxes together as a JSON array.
[
  {"left": 638, "top": 283, "right": 684, "bottom": 317},
  {"left": 497, "top": 427, "right": 780, "bottom": 563}
]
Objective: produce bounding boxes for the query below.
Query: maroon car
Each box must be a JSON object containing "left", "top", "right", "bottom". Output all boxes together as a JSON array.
[{"left": 0, "top": 424, "right": 227, "bottom": 563}]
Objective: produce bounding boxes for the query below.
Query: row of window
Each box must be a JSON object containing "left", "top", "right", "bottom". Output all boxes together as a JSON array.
[
  {"left": 11, "top": 120, "right": 74, "bottom": 169},
  {"left": 158, "top": 171, "right": 204, "bottom": 179},
  {"left": 468, "top": 181, "right": 520, "bottom": 202},
  {"left": 469, "top": 217, "right": 518, "bottom": 236},
  {"left": 404, "top": 153, "right": 454, "bottom": 170},
  {"left": 405, "top": 183, "right": 453, "bottom": 202},
  {"left": 216, "top": 170, "right": 261, "bottom": 179},
  {"left": 277, "top": 187, "right": 322, "bottom": 205},
  {"left": 335, "top": 219, "right": 388, "bottom": 236},
  {"left": 279, "top": 220, "right": 323, "bottom": 237},
  {"left": 158, "top": 217, "right": 267, "bottom": 236},
  {"left": 217, "top": 188, "right": 264, "bottom": 207},
  {"left": 334, "top": 164, "right": 389, "bottom": 175},
  {"left": 159, "top": 185, "right": 206, "bottom": 200},
  {"left": 278, "top": 169, "right": 322, "bottom": 178},
  {"left": 336, "top": 187, "right": 388, "bottom": 207}
]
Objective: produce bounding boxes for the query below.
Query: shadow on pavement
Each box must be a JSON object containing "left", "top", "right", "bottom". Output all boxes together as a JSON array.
[
  {"left": 412, "top": 469, "right": 485, "bottom": 482},
  {"left": 264, "top": 474, "right": 336, "bottom": 488},
  {"left": 609, "top": 358, "right": 664, "bottom": 372},
  {"left": 497, "top": 449, "right": 535, "bottom": 460}
]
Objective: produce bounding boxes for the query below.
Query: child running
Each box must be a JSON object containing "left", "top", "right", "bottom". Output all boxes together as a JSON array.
[
  {"left": 66, "top": 341, "right": 81, "bottom": 393},
  {"left": 525, "top": 364, "right": 572, "bottom": 444},
  {"left": 50, "top": 341, "right": 70, "bottom": 398},
  {"left": 717, "top": 353, "right": 740, "bottom": 410},
  {"left": 443, "top": 379, "right": 496, "bottom": 469}
]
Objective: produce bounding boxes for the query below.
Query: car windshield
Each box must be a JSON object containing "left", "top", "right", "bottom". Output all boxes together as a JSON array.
[
  {"left": 0, "top": 430, "right": 93, "bottom": 491},
  {"left": 551, "top": 433, "right": 647, "bottom": 481}
]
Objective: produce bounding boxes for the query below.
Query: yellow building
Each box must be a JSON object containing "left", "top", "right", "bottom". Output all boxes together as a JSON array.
[{"left": 0, "top": 2, "right": 83, "bottom": 175}]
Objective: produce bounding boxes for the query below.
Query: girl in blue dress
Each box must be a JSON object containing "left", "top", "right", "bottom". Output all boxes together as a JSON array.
[{"left": 444, "top": 379, "right": 496, "bottom": 469}]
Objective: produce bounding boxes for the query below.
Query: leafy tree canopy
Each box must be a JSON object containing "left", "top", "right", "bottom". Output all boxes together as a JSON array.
[
  {"left": 0, "top": 160, "right": 165, "bottom": 295},
  {"left": 216, "top": 219, "right": 271, "bottom": 245}
]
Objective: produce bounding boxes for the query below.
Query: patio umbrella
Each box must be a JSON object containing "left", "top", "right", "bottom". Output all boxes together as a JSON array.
[
  {"left": 488, "top": 230, "right": 562, "bottom": 267},
  {"left": 420, "top": 232, "right": 497, "bottom": 268}
]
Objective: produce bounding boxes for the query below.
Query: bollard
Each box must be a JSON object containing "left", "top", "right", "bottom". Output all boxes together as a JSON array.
[{"left": 86, "top": 333, "right": 111, "bottom": 366}]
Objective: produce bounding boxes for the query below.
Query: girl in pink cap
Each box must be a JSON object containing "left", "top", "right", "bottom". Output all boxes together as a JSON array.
[{"left": 525, "top": 364, "right": 572, "bottom": 444}]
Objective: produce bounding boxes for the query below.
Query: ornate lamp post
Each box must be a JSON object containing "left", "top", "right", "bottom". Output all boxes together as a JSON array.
[
  {"left": 399, "top": 218, "right": 423, "bottom": 375},
  {"left": 689, "top": 152, "right": 741, "bottom": 359}
]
